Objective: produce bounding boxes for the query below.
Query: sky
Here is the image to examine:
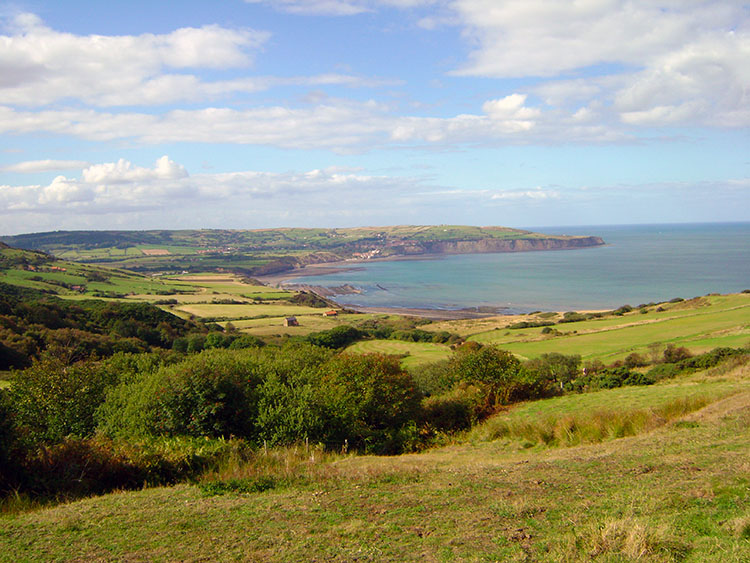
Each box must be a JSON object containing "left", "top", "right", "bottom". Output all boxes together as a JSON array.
[{"left": 0, "top": 0, "right": 748, "bottom": 235}]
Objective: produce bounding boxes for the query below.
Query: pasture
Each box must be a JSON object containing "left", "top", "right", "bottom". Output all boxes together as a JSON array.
[
  {"left": 346, "top": 339, "right": 452, "bottom": 369},
  {"left": 463, "top": 294, "right": 749, "bottom": 363},
  {"left": 174, "top": 303, "right": 325, "bottom": 320}
]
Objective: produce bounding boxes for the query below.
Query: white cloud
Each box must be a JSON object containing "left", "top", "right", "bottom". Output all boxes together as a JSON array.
[
  {"left": 451, "top": 0, "right": 750, "bottom": 127},
  {"left": 1, "top": 159, "right": 90, "bottom": 173},
  {"left": 0, "top": 13, "right": 270, "bottom": 107},
  {"left": 0, "top": 155, "right": 561, "bottom": 227},
  {"left": 1, "top": 155, "right": 746, "bottom": 233},
  {"left": 82, "top": 156, "right": 187, "bottom": 184},
  {"left": 0, "top": 91, "right": 629, "bottom": 151}
]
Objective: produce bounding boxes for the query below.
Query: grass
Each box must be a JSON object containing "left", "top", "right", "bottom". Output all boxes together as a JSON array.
[
  {"left": 174, "top": 303, "right": 326, "bottom": 320},
  {"left": 346, "top": 339, "right": 452, "bottom": 369},
  {"left": 2, "top": 361, "right": 748, "bottom": 561},
  {"left": 464, "top": 294, "right": 750, "bottom": 363}
]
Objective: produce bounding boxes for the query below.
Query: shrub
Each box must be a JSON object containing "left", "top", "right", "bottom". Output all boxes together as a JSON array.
[
  {"left": 662, "top": 344, "right": 692, "bottom": 363},
  {"left": 98, "top": 349, "right": 262, "bottom": 440},
  {"left": 253, "top": 345, "right": 333, "bottom": 446},
  {"left": 228, "top": 334, "right": 265, "bottom": 349},
  {"left": 624, "top": 352, "right": 648, "bottom": 368},
  {"left": 449, "top": 346, "right": 527, "bottom": 409},
  {"left": 0, "top": 390, "right": 19, "bottom": 485},
  {"left": 559, "top": 311, "right": 588, "bottom": 323},
  {"left": 420, "top": 385, "right": 482, "bottom": 432},
  {"left": 647, "top": 363, "right": 681, "bottom": 381},
  {"left": 410, "top": 359, "right": 454, "bottom": 396},
  {"left": 307, "top": 325, "right": 362, "bottom": 349},
  {"left": 524, "top": 353, "right": 581, "bottom": 391},
  {"left": 8, "top": 358, "right": 117, "bottom": 446},
  {"left": 315, "top": 353, "right": 422, "bottom": 453}
]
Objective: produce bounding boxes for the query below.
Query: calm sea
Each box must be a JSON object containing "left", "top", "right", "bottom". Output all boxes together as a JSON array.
[{"left": 288, "top": 223, "right": 750, "bottom": 314}]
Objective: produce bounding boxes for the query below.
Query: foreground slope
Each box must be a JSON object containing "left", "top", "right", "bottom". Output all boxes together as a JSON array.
[{"left": 2, "top": 362, "right": 748, "bottom": 562}]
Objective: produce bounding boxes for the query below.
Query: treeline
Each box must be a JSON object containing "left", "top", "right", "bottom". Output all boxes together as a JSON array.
[{"left": 0, "top": 282, "right": 204, "bottom": 369}]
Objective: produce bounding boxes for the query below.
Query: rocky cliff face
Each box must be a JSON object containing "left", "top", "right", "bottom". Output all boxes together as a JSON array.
[
  {"left": 397, "top": 236, "right": 605, "bottom": 255},
  {"left": 258, "top": 235, "right": 605, "bottom": 275}
]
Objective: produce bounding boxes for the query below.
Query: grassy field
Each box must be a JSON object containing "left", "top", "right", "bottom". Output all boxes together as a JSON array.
[
  {"left": 174, "top": 303, "right": 326, "bottom": 320},
  {"left": 2, "top": 360, "right": 748, "bottom": 561},
  {"left": 462, "top": 294, "right": 750, "bottom": 363},
  {"left": 346, "top": 339, "right": 452, "bottom": 369}
]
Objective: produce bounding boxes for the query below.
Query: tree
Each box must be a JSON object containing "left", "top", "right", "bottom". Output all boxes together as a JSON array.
[{"left": 449, "top": 346, "right": 526, "bottom": 408}]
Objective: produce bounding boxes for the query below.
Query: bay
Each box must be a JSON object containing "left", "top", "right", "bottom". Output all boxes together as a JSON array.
[{"left": 287, "top": 223, "right": 750, "bottom": 314}]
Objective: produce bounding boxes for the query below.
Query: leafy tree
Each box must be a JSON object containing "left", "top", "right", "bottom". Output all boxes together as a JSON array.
[
  {"left": 307, "top": 325, "right": 362, "bottom": 349},
  {"left": 448, "top": 345, "right": 526, "bottom": 409},
  {"left": 524, "top": 353, "right": 581, "bottom": 391}
]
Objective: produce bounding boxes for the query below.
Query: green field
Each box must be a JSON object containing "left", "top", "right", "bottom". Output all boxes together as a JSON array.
[
  {"left": 174, "top": 303, "right": 326, "bottom": 320},
  {"left": 346, "top": 339, "right": 452, "bottom": 369},
  {"left": 2, "top": 361, "right": 748, "bottom": 561},
  {"left": 464, "top": 294, "right": 750, "bottom": 363}
]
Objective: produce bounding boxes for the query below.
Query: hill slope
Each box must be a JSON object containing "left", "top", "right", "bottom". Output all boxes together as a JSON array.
[{"left": 2, "top": 362, "right": 748, "bottom": 561}]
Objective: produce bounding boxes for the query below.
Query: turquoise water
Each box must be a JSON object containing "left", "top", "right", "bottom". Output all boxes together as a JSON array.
[{"left": 288, "top": 223, "right": 750, "bottom": 314}]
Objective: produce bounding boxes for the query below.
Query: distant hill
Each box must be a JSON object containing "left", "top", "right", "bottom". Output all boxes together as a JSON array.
[{"left": 0, "top": 226, "right": 605, "bottom": 275}]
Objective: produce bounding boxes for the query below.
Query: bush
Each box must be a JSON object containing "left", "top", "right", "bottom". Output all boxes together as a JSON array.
[
  {"left": 8, "top": 357, "right": 117, "bottom": 446},
  {"left": 253, "top": 345, "right": 333, "bottom": 446},
  {"left": 0, "top": 390, "right": 19, "bottom": 485},
  {"left": 98, "top": 350, "right": 262, "bottom": 440},
  {"left": 524, "top": 353, "right": 581, "bottom": 391},
  {"left": 420, "top": 386, "right": 481, "bottom": 432},
  {"left": 19, "top": 435, "right": 234, "bottom": 500},
  {"left": 307, "top": 325, "right": 362, "bottom": 349},
  {"left": 624, "top": 352, "right": 648, "bottom": 368},
  {"left": 449, "top": 345, "right": 528, "bottom": 409},
  {"left": 662, "top": 344, "right": 692, "bottom": 363},
  {"left": 315, "top": 353, "right": 422, "bottom": 453},
  {"left": 228, "top": 334, "right": 265, "bottom": 349},
  {"left": 647, "top": 363, "right": 681, "bottom": 381},
  {"left": 410, "top": 359, "right": 454, "bottom": 396}
]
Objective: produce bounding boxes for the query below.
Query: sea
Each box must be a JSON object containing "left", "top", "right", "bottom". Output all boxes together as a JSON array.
[{"left": 287, "top": 223, "right": 750, "bottom": 314}]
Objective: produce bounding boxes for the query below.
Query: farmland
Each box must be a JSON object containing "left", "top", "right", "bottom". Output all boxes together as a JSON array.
[{"left": 448, "top": 293, "right": 750, "bottom": 364}]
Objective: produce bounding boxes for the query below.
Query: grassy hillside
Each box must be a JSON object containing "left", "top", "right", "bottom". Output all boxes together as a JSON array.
[
  {"left": 440, "top": 293, "right": 750, "bottom": 363},
  {"left": 1, "top": 360, "right": 748, "bottom": 561}
]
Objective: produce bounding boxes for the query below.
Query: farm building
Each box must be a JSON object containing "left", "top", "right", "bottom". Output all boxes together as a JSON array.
[
  {"left": 284, "top": 316, "right": 299, "bottom": 327},
  {"left": 323, "top": 310, "right": 338, "bottom": 317}
]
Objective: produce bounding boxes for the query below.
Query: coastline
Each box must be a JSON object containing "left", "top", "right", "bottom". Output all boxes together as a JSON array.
[
  {"left": 255, "top": 253, "right": 451, "bottom": 287},
  {"left": 256, "top": 258, "right": 529, "bottom": 320}
]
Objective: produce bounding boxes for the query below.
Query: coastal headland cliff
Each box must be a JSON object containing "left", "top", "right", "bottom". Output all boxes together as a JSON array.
[{"left": 1, "top": 225, "right": 605, "bottom": 276}]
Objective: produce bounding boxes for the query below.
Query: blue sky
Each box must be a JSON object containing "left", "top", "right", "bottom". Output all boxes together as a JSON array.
[{"left": 0, "top": 0, "right": 748, "bottom": 234}]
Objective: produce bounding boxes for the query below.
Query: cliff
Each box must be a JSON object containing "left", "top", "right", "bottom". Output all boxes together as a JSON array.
[{"left": 408, "top": 236, "right": 605, "bottom": 255}]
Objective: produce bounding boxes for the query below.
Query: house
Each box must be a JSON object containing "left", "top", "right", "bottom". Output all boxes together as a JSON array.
[
  {"left": 284, "top": 316, "right": 299, "bottom": 327},
  {"left": 323, "top": 310, "right": 338, "bottom": 317}
]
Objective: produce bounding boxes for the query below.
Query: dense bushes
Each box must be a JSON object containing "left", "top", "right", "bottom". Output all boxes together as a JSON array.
[
  {"left": 6, "top": 337, "right": 743, "bottom": 504},
  {"left": 8, "top": 358, "right": 118, "bottom": 445},
  {"left": 0, "top": 282, "right": 203, "bottom": 368}
]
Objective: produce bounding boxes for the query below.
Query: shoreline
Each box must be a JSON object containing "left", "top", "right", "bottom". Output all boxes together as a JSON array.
[
  {"left": 256, "top": 258, "right": 529, "bottom": 320},
  {"left": 254, "top": 253, "right": 453, "bottom": 287}
]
